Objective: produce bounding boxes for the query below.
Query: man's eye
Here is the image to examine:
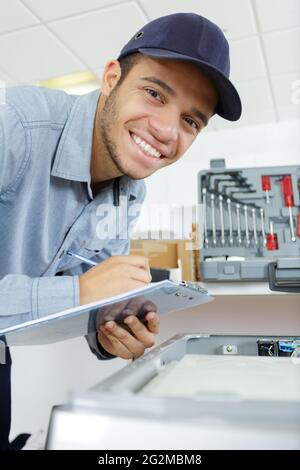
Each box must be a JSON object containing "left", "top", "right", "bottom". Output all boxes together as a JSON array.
[
  {"left": 146, "top": 88, "right": 162, "bottom": 102},
  {"left": 183, "top": 116, "right": 199, "bottom": 130}
]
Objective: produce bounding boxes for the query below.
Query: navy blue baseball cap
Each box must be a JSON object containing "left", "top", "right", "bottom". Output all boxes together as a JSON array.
[{"left": 118, "top": 13, "right": 242, "bottom": 121}]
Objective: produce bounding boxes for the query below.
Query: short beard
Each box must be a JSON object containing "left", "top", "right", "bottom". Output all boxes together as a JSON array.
[
  {"left": 99, "top": 85, "right": 141, "bottom": 180},
  {"left": 100, "top": 84, "right": 149, "bottom": 180}
]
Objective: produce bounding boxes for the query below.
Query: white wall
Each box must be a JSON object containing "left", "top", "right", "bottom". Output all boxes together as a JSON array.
[{"left": 10, "top": 338, "right": 126, "bottom": 439}]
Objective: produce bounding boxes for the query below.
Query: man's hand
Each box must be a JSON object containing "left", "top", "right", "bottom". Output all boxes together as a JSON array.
[
  {"left": 79, "top": 255, "right": 151, "bottom": 305},
  {"left": 97, "top": 311, "right": 160, "bottom": 360},
  {"left": 80, "top": 254, "right": 160, "bottom": 359}
]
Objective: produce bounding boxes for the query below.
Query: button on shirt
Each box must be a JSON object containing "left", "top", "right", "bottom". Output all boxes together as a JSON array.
[{"left": 0, "top": 86, "right": 145, "bottom": 354}]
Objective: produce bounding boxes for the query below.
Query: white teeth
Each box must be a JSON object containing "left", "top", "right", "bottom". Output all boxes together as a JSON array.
[{"left": 131, "top": 133, "right": 161, "bottom": 158}]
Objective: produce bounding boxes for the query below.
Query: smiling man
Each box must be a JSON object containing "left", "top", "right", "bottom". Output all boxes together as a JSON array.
[
  {"left": 0, "top": 13, "right": 241, "bottom": 448},
  {"left": 92, "top": 57, "right": 218, "bottom": 181}
]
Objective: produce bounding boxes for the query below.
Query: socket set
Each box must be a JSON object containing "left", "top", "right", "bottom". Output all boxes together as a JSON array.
[{"left": 198, "top": 159, "right": 300, "bottom": 283}]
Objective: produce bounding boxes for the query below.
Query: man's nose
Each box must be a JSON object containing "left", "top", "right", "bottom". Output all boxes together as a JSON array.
[{"left": 148, "top": 110, "right": 179, "bottom": 145}]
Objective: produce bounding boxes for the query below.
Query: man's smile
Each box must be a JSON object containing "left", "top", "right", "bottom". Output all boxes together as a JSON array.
[
  {"left": 129, "top": 129, "right": 170, "bottom": 159},
  {"left": 130, "top": 132, "right": 162, "bottom": 158},
  {"left": 128, "top": 130, "right": 168, "bottom": 169}
]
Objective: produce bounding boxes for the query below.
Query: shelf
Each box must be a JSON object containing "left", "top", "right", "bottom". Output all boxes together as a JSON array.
[{"left": 198, "top": 282, "right": 287, "bottom": 296}]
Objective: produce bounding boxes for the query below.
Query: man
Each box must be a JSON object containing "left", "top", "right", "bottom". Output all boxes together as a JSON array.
[{"left": 0, "top": 13, "right": 241, "bottom": 448}]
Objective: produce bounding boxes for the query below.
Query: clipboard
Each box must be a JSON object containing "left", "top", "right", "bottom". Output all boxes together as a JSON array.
[{"left": 0, "top": 280, "right": 213, "bottom": 346}]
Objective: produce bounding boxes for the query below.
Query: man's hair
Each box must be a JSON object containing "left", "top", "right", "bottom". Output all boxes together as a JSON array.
[{"left": 117, "top": 52, "right": 143, "bottom": 87}]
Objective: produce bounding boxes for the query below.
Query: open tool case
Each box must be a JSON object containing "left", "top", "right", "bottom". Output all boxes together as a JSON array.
[{"left": 198, "top": 159, "right": 300, "bottom": 289}]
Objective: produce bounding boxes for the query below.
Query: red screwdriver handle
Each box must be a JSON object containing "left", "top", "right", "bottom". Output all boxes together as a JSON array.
[
  {"left": 261, "top": 175, "right": 271, "bottom": 191},
  {"left": 282, "top": 175, "right": 294, "bottom": 207},
  {"left": 266, "top": 233, "right": 278, "bottom": 250}
]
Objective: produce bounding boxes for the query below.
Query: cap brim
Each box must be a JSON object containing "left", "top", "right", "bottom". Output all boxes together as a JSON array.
[{"left": 137, "top": 48, "right": 242, "bottom": 122}]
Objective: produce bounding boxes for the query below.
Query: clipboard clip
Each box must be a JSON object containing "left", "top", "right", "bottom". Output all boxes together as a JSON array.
[{"left": 179, "top": 280, "right": 208, "bottom": 294}]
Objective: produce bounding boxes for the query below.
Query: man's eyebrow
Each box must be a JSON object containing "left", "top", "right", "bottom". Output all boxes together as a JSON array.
[
  {"left": 140, "top": 76, "right": 176, "bottom": 96},
  {"left": 140, "top": 76, "right": 209, "bottom": 127},
  {"left": 191, "top": 107, "right": 208, "bottom": 127}
]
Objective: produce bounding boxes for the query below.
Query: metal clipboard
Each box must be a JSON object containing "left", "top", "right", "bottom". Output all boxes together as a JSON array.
[{"left": 0, "top": 281, "right": 213, "bottom": 346}]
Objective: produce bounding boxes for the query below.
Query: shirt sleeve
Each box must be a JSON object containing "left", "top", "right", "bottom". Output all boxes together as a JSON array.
[
  {"left": 0, "top": 272, "right": 114, "bottom": 360},
  {"left": 0, "top": 273, "right": 79, "bottom": 329},
  {"left": 0, "top": 177, "right": 146, "bottom": 362}
]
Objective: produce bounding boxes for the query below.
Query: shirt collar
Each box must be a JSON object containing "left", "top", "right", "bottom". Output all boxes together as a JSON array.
[{"left": 51, "top": 89, "right": 100, "bottom": 183}]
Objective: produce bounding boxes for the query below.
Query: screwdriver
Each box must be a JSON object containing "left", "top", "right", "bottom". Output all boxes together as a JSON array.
[
  {"left": 210, "top": 193, "right": 217, "bottom": 246},
  {"left": 244, "top": 205, "right": 250, "bottom": 246},
  {"left": 227, "top": 198, "right": 233, "bottom": 246},
  {"left": 202, "top": 188, "right": 209, "bottom": 247},
  {"left": 236, "top": 203, "right": 242, "bottom": 245},
  {"left": 282, "top": 175, "right": 296, "bottom": 242},
  {"left": 252, "top": 208, "right": 258, "bottom": 246},
  {"left": 260, "top": 208, "right": 267, "bottom": 247},
  {"left": 219, "top": 195, "right": 225, "bottom": 246},
  {"left": 266, "top": 221, "right": 278, "bottom": 250},
  {"left": 261, "top": 176, "right": 271, "bottom": 204}
]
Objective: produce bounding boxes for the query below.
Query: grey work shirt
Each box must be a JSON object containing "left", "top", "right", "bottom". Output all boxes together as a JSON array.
[{"left": 0, "top": 85, "right": 145, "bottom": 357}]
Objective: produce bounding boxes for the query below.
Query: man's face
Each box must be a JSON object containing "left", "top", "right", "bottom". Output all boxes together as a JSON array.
[{"left": 99, "top": 56, "right": 218, "bottom": 180}]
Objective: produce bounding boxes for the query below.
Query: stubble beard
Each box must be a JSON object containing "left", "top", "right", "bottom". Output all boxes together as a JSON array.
[
  {"left": 99, "top": 87, "right": 125, "bottom": 176},
  {"left": 100, "top": 87, "right": 144, "bottom": 180}
]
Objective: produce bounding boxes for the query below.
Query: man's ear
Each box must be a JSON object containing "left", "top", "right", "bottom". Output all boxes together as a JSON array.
[{"left": 101, "top": 60, "right": 122, "bottom": 97}]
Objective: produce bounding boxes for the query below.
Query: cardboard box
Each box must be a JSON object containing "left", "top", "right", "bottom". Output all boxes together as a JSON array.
[{"left": 130, "top": 239, "right": 198, "bottom": 281}]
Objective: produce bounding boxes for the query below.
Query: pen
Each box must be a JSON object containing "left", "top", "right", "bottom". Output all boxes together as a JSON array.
[{"left": 67, "top": 250, "right": 98, "bottom": 266}]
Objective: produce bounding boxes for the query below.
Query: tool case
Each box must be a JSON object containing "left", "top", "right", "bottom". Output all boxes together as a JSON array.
[{"left": 198, "top": 159, "right": 300, "bottom": 286}]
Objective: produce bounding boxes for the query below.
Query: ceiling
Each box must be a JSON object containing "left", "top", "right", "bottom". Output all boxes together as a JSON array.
[{"left": 0, "top": 0, "right": 299, "bottom": 130}]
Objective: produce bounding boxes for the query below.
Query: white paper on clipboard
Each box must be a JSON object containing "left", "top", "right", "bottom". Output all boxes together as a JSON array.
[{"left": 0, "top": 280, "right": 213, "bottom": 346}]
